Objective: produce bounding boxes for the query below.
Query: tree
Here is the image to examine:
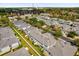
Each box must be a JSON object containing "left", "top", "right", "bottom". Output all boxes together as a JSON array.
[
  {"left": 53, "top": 29, "right": 62, "bottom": 37},
  {"left": 73, "top": 39, "right": 79, "bottom": 46},
  {"left": 67, "top": 31, "right": 78, "bottom": 38}
]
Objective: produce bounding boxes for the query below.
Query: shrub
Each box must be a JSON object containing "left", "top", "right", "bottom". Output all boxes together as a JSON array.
[
  {"left": 67, "top": 31, "right": 78, "bottom": 38},
  {"left": 53, "top": 29, "right": 62, "bottom": 37}
]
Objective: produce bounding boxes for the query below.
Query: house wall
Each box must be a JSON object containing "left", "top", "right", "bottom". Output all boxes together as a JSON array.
[
  {"left": 0, "top": 46, "right": 10, "bottom": 55},
  {"left": 11, "top": 42, "right": 20, "bottom": 49}
]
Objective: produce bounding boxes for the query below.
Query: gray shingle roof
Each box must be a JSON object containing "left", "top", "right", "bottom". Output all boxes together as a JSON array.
[
  {"left": 5, "top": 47, "right": 30, "bottom": 56},
  {"left": 47, "top": 38, "right": 77, "bottom": 56},
  {"left": 13, "top": 20, "right": 77, "bottom": 56},
  {"left": 0, "top": 27, "right": 20, "bottom": 50},
  {"left": 13, "top": 20, "right": 56, "bottom": 47},
  {"left": 0, "top": 27, "right": 15, "bottom": 40}
]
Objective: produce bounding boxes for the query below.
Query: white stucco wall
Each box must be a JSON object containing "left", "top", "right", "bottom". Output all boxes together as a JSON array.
[
  {"left": 0, "top": 46, "right": 10, "bottom": 55},
  {"left": 11, "top": 42, "right": 19, "bottom": 49}
]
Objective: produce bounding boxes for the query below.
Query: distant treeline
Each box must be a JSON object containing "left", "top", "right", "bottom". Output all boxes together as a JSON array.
[
  {"left": 0, "top": 8, "right": 45, "bottom": 15},
  {"left": 0, "top": 8, "right": 79, "bottom": 21}
]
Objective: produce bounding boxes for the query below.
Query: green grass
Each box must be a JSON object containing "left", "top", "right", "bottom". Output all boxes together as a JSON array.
[
  {"left": 25, "top": 18, "right": 62, "bottom": 38},
  {"left": 24, "top": 18, "right": 53, "bottom": 34},
  {"left": 53, "top": 29, "right": 62, "bottom": 37},
  {"left": 16, "top": 29, "right": 44, "bottom": 56},
  {"left": 9, "top": 21, "right": 45, "bottom": 56},
  {"left": 0, "top": 16, "right": 9, "bottom": 27}
]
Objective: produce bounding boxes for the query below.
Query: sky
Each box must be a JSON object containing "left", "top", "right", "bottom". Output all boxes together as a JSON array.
[{"left": 0, "top": 3, "right": 79, "bottom": 7}]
